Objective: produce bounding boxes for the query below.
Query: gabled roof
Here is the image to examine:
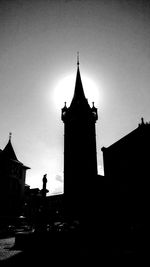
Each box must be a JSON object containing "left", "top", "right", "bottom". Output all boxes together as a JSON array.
[{"left": 101, "top": 118, "right": 150, "bottom": 153}]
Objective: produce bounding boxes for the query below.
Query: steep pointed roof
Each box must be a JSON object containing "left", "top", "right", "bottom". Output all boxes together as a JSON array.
[
  {"left": 1, "top": 134, "right": 30, "bottom": 169},
  {"left": 70, "top": 63, "right": 87, "bottom": 107},
  {"left": 3, "top": 138, "right": 18, "bottom": 161}
]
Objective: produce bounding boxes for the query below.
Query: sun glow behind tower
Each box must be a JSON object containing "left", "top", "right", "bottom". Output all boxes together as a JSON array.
[{"left": 53, "top": 73, "right": 100, "bottom": 110}]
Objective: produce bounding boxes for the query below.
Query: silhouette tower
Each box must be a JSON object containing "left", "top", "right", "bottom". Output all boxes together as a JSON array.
[{"left": 61, "top": 56, "right": 98, "bottom": 221}]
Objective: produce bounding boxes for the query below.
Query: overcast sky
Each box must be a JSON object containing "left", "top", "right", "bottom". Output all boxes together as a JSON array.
[{"left": 0, "top": 0, "right": 150, "bottom": 194}]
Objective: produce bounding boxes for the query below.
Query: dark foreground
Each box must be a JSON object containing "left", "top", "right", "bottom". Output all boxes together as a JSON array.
[{"left": 0, "top": 230, "right": 149, "bottom": 266}]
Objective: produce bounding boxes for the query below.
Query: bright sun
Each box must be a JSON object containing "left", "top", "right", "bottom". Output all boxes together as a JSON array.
[{"left": 53, "top": 73, "right": 100, "bottom": 110}]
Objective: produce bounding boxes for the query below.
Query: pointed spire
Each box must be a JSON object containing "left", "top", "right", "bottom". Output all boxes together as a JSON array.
[
  {"left": 3, "top": 133, "right": 18, "bottom": 160},
  {"left": 70, "top": 55, "right": 87, "bottom": 107},
  {"left": 77, "top": 51, "right": 79, "bottom": 67},
  {"left": 9, "top": 132, "right": 12, "bottom": 142}
]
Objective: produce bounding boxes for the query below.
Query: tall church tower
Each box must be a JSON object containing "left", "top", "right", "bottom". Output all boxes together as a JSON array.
[{"left": 61, "top": 58, "right": 98, "bottom": 220}]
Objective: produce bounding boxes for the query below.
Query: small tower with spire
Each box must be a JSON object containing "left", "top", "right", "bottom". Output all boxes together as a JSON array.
[
  {"left": 0, "top": 133, "right": 30, "bottom": 217},
  {"left": 61, "top": 57, "right": 98, "bottom": 220}
]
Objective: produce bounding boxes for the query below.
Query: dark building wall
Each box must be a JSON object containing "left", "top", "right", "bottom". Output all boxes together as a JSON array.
[
  {"left": 46, "top": 194, "right": 64, "bottom": 222},
  {"left": 64, "top": 115, "right": 98, "bottom": 196},
  {"left": 101, "top": 120, "right": 150, "bottom": 229}
]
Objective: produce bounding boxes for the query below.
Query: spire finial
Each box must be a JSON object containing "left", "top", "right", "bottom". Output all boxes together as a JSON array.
[
  {"left": 77, "top": 51, "right": 79, "bottom": 67},
  {"left": 141, "top": 117, "right": 144, "bottom": 124},
  {"left": 9, "top": 132, "right": 12, "bottom": 141}
]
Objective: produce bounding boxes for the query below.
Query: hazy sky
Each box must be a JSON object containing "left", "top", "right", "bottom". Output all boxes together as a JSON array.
[{"left": 1, "top": 0, "right": 150, "bottom": 194}]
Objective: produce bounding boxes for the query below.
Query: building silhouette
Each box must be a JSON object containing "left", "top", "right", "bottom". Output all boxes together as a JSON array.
[
  {"left": 3, "top": 60, "right": 148, "bottom": 262},
  {"left": 0, "top": 134, "right": 30, "bottom": 218},
  {"left": 101, "top": 118, "right": 149, "bottom": 249},
  {"left": 2, "top": 62, "right": 148, "bottom": 261},
  {"left": 61, "top": 58, "right": 98, "bottom": 221}
]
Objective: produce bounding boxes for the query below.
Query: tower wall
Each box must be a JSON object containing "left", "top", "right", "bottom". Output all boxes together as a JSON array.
[{"left": 61, "top": 64, "right": 98, "bottom": 221}]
